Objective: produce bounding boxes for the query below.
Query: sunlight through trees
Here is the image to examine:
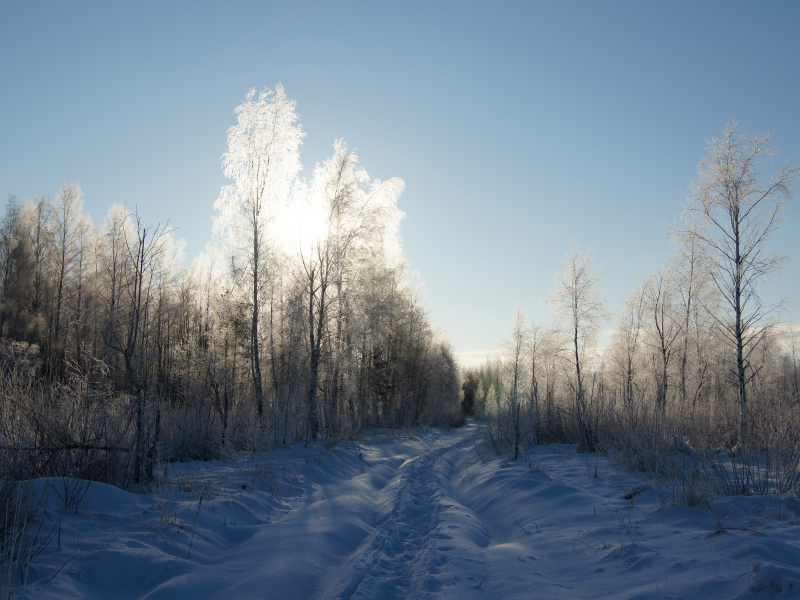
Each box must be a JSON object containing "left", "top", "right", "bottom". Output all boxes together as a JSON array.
[
  {"left": 0, "top": 85, "right": 462, "bottom": 490},
  {"left": 472, "top": 123, "right": 799, "bottom": 500}
]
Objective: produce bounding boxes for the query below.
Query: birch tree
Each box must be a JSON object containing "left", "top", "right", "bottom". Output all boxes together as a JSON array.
[
  {"left": 214, "top": 84, "right": 304, "bottom": 419},
  {"left": 103, "top": 213, "right": 172, "bottom": 483},
  {"left": 300, "top": 139, "right": 404, "bottom": 437},
  {"left": 69, "top": 212, "right": 94, "bottom": 361},
  {"left": 502, "top": 306, "right": 527, "bottom": 459},
  {"left": 642, "top": 267, "right": 682, "bottom": 413},
  {"left": 53, "top": 181, "right": 85, "bottom": 345},
  {"left": 0, "top": 195, "right": 25, "bottom": 337},
  {"left": 24, "top": 194, "right": 53, "bottom": 340},
  {"left": 527, "top": 321, "right": 544, "bottom": 436},
  {"left": 548, "top": 242, "right": 605, "bottom": 450},
  {"left": 682, "top": 121, "right": 799, "bottom": 441},
  {"left": 99, "top": 203, "right": 133, "bottom": 369},
  {"left": 612, "top": 282, "right": 646, "bottom": 406},
  {"left": 671, "top": 228, "right": 704, "bottom": 408}
]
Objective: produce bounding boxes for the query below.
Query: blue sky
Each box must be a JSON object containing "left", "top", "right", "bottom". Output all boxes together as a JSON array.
[{"left": 2, "top": 1, "right": 799, "bottom": 366}]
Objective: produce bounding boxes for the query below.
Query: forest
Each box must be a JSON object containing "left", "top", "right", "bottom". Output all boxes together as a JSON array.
[
  {"left": 467, "top": 121, "right": 800, "bottom": 502},
  {"left": 2, "top": 87, "right": 799, "bottom": 502},
  {"left": 0, "top": 85, "right": 462, "bottom": 490},
  {"left": 1, "top": 84, "right": 800, "bottom": 597}
]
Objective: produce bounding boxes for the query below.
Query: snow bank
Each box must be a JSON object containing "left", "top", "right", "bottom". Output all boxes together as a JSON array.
[{"left": 10, "top": 423, "right": 800, "bottom": 599}]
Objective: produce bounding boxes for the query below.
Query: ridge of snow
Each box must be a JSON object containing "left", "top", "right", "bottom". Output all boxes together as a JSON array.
[{"left": 13, "top": 422, "right": 800, "bottom": 599}]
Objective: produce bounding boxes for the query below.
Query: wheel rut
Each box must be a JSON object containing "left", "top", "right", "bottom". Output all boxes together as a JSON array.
[{"left": 325, "top": 431, "right": 488, "bottom": 600}]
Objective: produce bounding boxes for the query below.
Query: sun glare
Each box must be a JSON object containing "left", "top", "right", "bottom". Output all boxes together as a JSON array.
[{"left": 276, "top": 195, "right": 329, "bottom": 257}]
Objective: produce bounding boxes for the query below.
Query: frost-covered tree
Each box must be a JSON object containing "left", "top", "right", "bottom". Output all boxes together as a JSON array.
[
  {"left": 53, "top": 181, "right": 85, "bottom": 345},
  {"left": 681, "top": 121, "right": 799, "bottom": 440},
  {"left": 297, "top": 139, "right": 404, "bottom": 437},
  {"left": 527, "top": 321, "right": 544, "bottom": 434},
  {"left": 112, "top": 215, "right": 173, "bottom": 483},
  {"left": 98, "top": 203, "right": 133, "bottom": 368},
  {"left": 0, "top": 195, "right": 26, "bottom": 337},
  {"left": 501, "top": 306, "right": 527, "bottom": 459},
  {"left": 670, "top": 228, "right": 704, "bottom": 407},
  {"left": 641, "top": 267, "right": 682, "bottom": 413},
  {"left": 547, "top": 242, "right": 605, "bottom": 450},
  {"left": 24, "top": 193, "right": 53, "bottom": 335},
  {"left": 612, "top": 282, "right": 646, "bottom": 406},
  {"left": 68, "top": 211, "right": 95, "bottom": 360},
  {"left": 214, "top": 85, "right": 304, "bottom": 419},
  {"left": 0, "top": 86, "right": 463, "bottom": 484}
]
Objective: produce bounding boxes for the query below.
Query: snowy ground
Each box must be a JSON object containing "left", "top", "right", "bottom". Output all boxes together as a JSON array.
[{"left": 14, "top": 421, "right": 800, "bottom": 599}]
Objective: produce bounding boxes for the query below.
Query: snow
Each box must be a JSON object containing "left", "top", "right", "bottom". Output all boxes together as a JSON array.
[{"left": 14, "top": 422, "right": 800, "bottom": 599}]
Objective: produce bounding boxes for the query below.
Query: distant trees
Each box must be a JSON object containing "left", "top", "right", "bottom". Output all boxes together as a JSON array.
[{"left": 461, "top": 370, "right": 478, "bottom": 416}]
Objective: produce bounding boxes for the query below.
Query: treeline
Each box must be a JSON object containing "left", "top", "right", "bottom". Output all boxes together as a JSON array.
[
  {"left": 0, "top": 85, "right": 461, "bottom": 487},
  {"left": 469, "top": 122, "right": 800, "bottom": 498}
]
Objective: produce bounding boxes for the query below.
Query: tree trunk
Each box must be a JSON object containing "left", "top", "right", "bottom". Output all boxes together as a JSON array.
[{"left": 252, "top": 222, "right": 264, "bottom": 419}]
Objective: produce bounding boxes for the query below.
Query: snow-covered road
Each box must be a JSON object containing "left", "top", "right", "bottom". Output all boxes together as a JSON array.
[{"left": 19, "top": 422, "right": 800, "bottom": 599}]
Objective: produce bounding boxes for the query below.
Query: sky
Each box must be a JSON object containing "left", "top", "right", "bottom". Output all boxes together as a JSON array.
[{"left": 2, "top": 1, "right": 799, "bottom": 367}]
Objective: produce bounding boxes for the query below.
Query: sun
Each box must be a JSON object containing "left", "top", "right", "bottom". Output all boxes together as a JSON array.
[{"left": 276, "top": 193, "right": 329, "bottom": 257}]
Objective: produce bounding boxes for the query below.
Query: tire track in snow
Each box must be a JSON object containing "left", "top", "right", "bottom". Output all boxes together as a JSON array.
[
  {"left": 329, "top": 430, "right": 490, "bottom": 600},
  {"left": 336, "top": 447, "right": 447, "bottom": 599}
]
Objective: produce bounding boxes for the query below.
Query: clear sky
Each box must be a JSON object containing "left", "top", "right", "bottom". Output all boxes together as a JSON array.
[{"left": 2, "top": 1, "right": 799, "bottom": 367}]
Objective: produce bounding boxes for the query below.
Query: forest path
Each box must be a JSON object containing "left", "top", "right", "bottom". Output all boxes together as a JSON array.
[
  {"left": 25, "top": 422, "right": 800, "bottom": 600},
  {"left": 141, "top": 421, "right": 773, "bottom": 600},
  {"left": 316, "top": 422, "right": 491, "bottom": 600},
  {"left": 202, "top": 421, "right": 497, "bottom": 600}
]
